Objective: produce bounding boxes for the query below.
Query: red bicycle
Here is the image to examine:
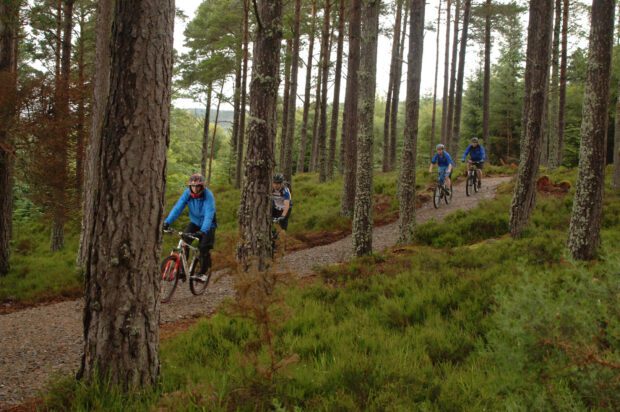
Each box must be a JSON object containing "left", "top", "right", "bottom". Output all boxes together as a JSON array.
[{"left": 160, "top": 229, "right": 211, "bottom": 303}]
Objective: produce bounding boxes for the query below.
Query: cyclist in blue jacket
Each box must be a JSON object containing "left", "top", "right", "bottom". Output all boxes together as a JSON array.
[
  {"left": 429, "top": 143, "right": 455, "bottom": 193},
  {"left": 461, "top": 137, "right": 486, "bottom": 189},
  {"left": 163, "top": 173, "right": 216, "bottom": 282}
]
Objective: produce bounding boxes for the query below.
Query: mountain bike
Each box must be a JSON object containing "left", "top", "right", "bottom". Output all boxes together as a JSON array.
[
  {"left": 271, "top": 217, "right": 282, "bottom": 257},
  {"left": 465, "top": 161, "right": 482, "bottom": 197},
  {"left": 160, "top": 229, "right": 211, "bottom": 303},
  {"left": 433, "top": 169, "right": 453, "bottom": 209}
]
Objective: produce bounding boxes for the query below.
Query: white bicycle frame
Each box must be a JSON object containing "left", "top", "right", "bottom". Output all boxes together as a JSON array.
[{"left": 169, "top": 231, "right": 199, "bottom": 275}]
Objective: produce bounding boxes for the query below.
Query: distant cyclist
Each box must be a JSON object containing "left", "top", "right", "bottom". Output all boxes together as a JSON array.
[
  {"left": 461, "top": 137, "right": 486, "bottom": 189},
  {"left": 163, "top": 173, "right": 216, "bottom": 282},
  {"left": 272, "top": 173, "right": 292, "bottom": 230},
  {"left": 429, "top": 143, "right": 455, "bottom": 194}
]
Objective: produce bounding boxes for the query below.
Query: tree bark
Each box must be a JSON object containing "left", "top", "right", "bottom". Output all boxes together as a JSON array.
[
  {"left": 0, "top": 0, "right": 20, "bottom": 276},
  {"left": 231, "top": 52, "right": 242, "bottom": 182},
  {"left": 383, "top": 0, "right": 402, "bottom": 172},
  {"left": 208, "top": 81, "right": 224, "bottom": 185},
  {"left": 430, "top": 0, "right": 442, "bottom": 159},
  {"left": 79, "top": 0, "right": 174, "bottom": 387},
  {"left": 318, "top": 0, "right": 332, "bottom": 181},
  {"left": 445, "top": 0, "right": 460, "bottom": 152},
  {"left": 509, "top": 0, "right": 554, "bottom": 238},
  {"left": 398, "top": 0, "right": 425, "bottom": 244},
  {"left": 283, "top": 0, "right": 302, "bottom": 183},
  {"left": 279, "top": 38, "right": 292, "bottom": 169},
  {"left": 568, "top": 0, "right": 615, "bottom": 260},
  {"left": 450, "top": 0, "right": 471, "bottom": 154},
  {"left": 237, "top": 0, "right": 282, "bottom": 271},
  {"left": 440, "top": 0, "right": 452, "bottom": 141},
  {"left": 201, "top": 83, "right": 213, "bottom": 177},
  {"left": 297, "top": 0, "right": 317, "bottom": 173},
  {"left": 75, "top": 6, "right": 87, "bottom": 195},
  {"left": 614, "top": 3, "right": 620, "bottom": 190},
  {"left": 557, "top": 0, "right": 568, "bottom": 168},
  {"left": 482, "top": 0, "right": 491, "bottom": 152},
  {"left": 352, "top": 0, "right": 380, "bottom": 257},
  {"left": 389, "top": 0, "right": 409, "bottom": 170},
  {"left": 235, "top": 0, "right": 250, "bottom": 189},
  {"left": 341, "top": 0, "right": 361, "bottom": 216},
  {"left": 547, "top": 0, "right": 562, "bottom": 169},
  {"left": 327, "top": 0, "right": 344, "bottom": 180},
  {"left": 78, "top": 0, "right": 113, "bottom": 267}
]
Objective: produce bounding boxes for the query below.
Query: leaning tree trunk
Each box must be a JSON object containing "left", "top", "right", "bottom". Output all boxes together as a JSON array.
[
  {"left": 201, "top": 83, "right": 213, "bottom": 177},
  {"left": 297, "top": 0, "right": 317, "bottom": 173},
  {"left": 509, "top": 0, "right": 554, "bottom": 238},
  {"left": 398, "top": 0, "right": 426, "bottom": 244},
  {"left": 383, "top": 0, "right": 402, "bottom": 172},
  {"left": 235, "top": 0, "right": 250, "bottom": 189},
  {"left": 341, "top": 0, "right": 361, "bottom": 216},
  {"left": 279, "top": 38, "right": 292, "bottom": 169},
  {"left": 557, "top": 0, "right": 568, "bottom": 167},
  {"left": 283, "top": 0, "right": 302, "bottom": 183},
  {"left": 327, "top": 0, "right": 344, "bottom": 180},
  {"left": 450, "top": 0, "right": 471, "bottom": 154},
  {"left": 237, "top": 0, "right": 282, "bottom": 271},
  {"left": 389, "top": 1, "right": 409, "bottom": 170},
  {"left": 482, "top": 0, "right": 491, "bottom": 153},
  {"left": 547, "top": 0, "right": 562, "bottom": 169},
  {"left": 440, "top": 0, "right": 452, "bottom": 141},
  {"left": 0, "top": 0, "right": 20, "bottom": 276},
  {"left": 430, "top": 0, "right": 442, "bottom": 158},
  {"left": 318, "top": 0, "right": 332, "bottom": 182},
  {"left": 568, "top": 0, "right": 615, "bottom": 260},
  {"left": 79, "top": 0, "right": 174, "bottom": 388},
  {"left": 352, "top": 0, "right": 380, "bottom": 257},
  {"left": 445, "top": 0, "right": 460, "bottom": 152}
]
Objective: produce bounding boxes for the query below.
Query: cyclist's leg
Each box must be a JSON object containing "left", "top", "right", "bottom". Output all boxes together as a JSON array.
[
  {"left": 182, "top": 223, "right": 200, "bottom": 258},
  {"left": 279, "top": 208, "right": 291, "bottom": 230},
  {"left": 477, "top": 162, "right": 483, "bottom": 186},
  {"left": 198, "top": 228, "right": 215, "bottom": 273},
  {"left": 438, "top": 166, "right": 447, "bottom": 185}
]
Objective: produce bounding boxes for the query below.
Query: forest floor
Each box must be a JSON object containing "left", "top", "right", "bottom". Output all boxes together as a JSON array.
[{"left": 0, "top": 176, "right": 511, "bottom": 409}]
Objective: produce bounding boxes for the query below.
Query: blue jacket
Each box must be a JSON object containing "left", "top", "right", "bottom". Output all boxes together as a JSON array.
[
  {"left": 462, "top": 144, "right": 486, "bottom": 162},
  {"left": 431, "top": 152, "right": 455, "bottom": 168},
  {"left": 165, "top": 188, "right": 216, "bottom": 232}
]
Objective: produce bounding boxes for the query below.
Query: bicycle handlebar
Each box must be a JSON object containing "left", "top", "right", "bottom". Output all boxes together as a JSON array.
[{"left": 163, "top": 228, "right": 199, "bottom": 241}]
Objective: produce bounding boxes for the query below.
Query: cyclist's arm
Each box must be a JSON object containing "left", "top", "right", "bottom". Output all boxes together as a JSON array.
[
  {"left": 164, "top": 190, "right": 190, "bottom": 225},
  {"left": 461, "top": 145, "right": 470, "bottom": 162},
  {"left": 446, "top": 153, "right": 454, "bottom": 173},
  {"left": 281, "top": 189, "right": 291, "bottom": 217},
  {"left": 429, "top": 154, "right": 437, "bottom": 172},
  {"left": 481, "top": 145, "right": 487, "bottom": 162},
  {"left": 199, "top": 190, "right": 216, "bottom": 233}
]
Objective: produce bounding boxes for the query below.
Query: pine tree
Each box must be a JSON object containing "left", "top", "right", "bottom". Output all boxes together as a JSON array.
[
  {"left": 445, "top": 0, "right": 460, "bottom": 152},
  {"left": 568, "top": 0, "right": 615, "bottom": 259},
  {"left": 283, "top": 0, "right": 302, "bottom": 183},
  {"left": 318, "top": 0, "right": 332, "bottom": 181},
  {"left": 440, "top": 0, "right": 452, "bottom": 141},
  {"left": 430, "top": 0, "right": 442, "bottom": 158},
  {"left": 547, "top": 0, "right": 562, "bottom": 168},
  {"left": 236, "top": 0, "right": 250, "bottom": 189},
  {"left": 557, "top": 0, "right": 568, "bottom": 168},
  {"left": 389, "top": 1, "right": 409, "bottom": 170},
  {"left": 383, "top": 0, "right": 403, "bottom": 172},
  {"left": 297, "top": 0, "right": 317, "bottom": 173},
  {"left": 327, "top": 0, "right": 345, "bottom": 180},
  {"left": 482, "top": 0, "right": 491, "bottom": 150},
  {"left": 450, "top": 0, "right": 471, "bottom": 153}
]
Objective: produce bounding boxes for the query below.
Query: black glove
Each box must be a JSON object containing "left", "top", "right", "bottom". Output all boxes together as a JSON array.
[
  {"left": 163, "top": 222, "right": 170, "bottom": 231},
  {"left": 196, "top": 231, "right": 205, "bottom": 238}
]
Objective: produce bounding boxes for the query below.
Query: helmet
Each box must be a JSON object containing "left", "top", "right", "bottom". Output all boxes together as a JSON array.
[
  {"left": 188, "top": 173, "right": 205, "bottom": 198},
  {"left": 471, "top": 137, "right": 479, "bottom": 144},
  {"left": 436, "top": 143, "right": 445, "bottom": 150},
  {"left": 273, "top": 173, "right": 285, "bottom": 184}
]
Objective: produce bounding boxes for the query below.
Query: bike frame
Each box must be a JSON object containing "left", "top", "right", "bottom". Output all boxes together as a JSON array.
[{"left": 169, "top": 233, "right": 199, "bottom": 276}]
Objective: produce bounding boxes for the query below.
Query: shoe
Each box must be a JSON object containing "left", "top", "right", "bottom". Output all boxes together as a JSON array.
[{"left": 191, "top": 273, "right": 209, "bottom": 283}]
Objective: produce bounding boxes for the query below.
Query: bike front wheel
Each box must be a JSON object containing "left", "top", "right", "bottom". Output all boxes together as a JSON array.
[
  {"left": 189, "top": 258, "right": 211, "bottom": 296},
  {"left": 466, "top": 174, "right": 473, "bottom": 197},
  {"left": 433, "top": 185, "right": 442, "bottom": 209},
  {"left": 160, "top": 255, "right": 180, "bottom": 303},
  {"left": 445, "top": 183, "right": 453, "bottom": 204},
  {"left": 474, "top": 173, "right": 480, "bottom": 193}
]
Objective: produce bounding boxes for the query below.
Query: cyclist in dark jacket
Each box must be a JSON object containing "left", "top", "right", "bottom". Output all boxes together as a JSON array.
[
  {"left": 163, "top": 173, "right": 216, "bottom": 281},
  {"left": 272, "top": 173, "right": 292, "bottom": 230},
  {"left": 462, "top": 137, "right": 486, "bottom": 188}
]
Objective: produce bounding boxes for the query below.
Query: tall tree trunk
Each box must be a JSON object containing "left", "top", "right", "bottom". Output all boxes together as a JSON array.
[
  {"left": 78, "top": 0, "right": 113, "bottom": 266},
  {"left": 614, "top": 3, "right": 620, "bottom": 190},
  {"left": 450, "top": 0, "right": 471, "bottom": 154},
  {"left": 75, "top": 6, "right": 87, "bottom": 195},
  {"left": 0, "top": 0, "right": 20, "bottom": 276},
  {"left": 430, "top": 0, "right": 442, "bottom": 158},
  {"left": 297, "top": 0, "right": 317, "bottom": 173},
  {"left": 318, "top": 0, "right": 332, "bottom": 181},
  {"left": 237, "top": 0, "right": 282, "bottom": 271},
  {"left": 352, "top": 0, "right": 380, "bottom": 257},
  {"left": 557, "top": 0, "right": 568, "bottom": 168},
  {"left": 279, "top": 38, "right": 292, "bottom": 168},
  {"left": 207, "top": 81, "right": 224, "bottom": 185},
  {"left": 201, "top": 83, "right": 213, "bottom": 177},
  {"left": 79, "top": 0, "right": 174, "bottom": 387},
  {"left": 440, "top": 0, "right": 452, "bottom": 141},
  {"left": 283, "top": 0, "right": 302, "bottom": 183},
  {"left": 341, "top": 0, "right": 361, "bottom": 216},
  {"left": 383, "top": 0, "right": 402, "bottom": 172},
  {"left": 231, "top": 52, "right": 242, "bottom": 182},
  {"left": 445, "top": 0, "right": 460, "bottom": 152},
  {"left": 235, "top": 0, "right": 250, "bottom": 189},
  {"left": 398, "top": 0, "right": 425, "bottom": 244},
  {"left": 508, "top": 0, "right": 554, "bottom": 238},
  {"left": 482, "top": 0, "right": 491, "bottom": 153},
  {"left": 568, "top": 0, "right": 615, "bottom": 259},
  {"left": 310, "top": 12, "right": 326, "bottom": 174},
  {"left": 547, "top": 0, "right": 561, "bottom": 168},
  {"left": 389, "top": 1, "right": 409, "bottom": 170},
  {"left": 327, "top": 0, "right": 344, "bottom": 180}
]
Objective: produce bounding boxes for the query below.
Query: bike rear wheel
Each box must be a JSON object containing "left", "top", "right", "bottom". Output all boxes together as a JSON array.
[
  {"left": 189, "top": 258, "right": 211, "bottom": 295},
  {"left": 160, "top": 255, "right": 180, "bottom": 303},
  {"left": 433, "top": 185, "right": 442, "bottom": 209}
]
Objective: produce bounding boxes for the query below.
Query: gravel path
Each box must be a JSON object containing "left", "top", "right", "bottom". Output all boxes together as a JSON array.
[{"left": 0, "top": 176, "right": 510, "bottom": 408}]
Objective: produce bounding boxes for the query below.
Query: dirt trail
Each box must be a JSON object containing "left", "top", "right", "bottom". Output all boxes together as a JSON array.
[{"left": 0, "top": 176, "right": 511, "bottom": 408}]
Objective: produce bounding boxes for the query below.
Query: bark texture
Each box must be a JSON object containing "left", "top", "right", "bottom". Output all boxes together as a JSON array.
[
  {"left": 398, "top": 0, "right": 425, "bottom": 244},
  {"left": 450, "top": 0, "right": 471, "bottom": 154},
  {"left": 509, "top": 0, "right": 554, "bottom": 238},
  {"left": 352, "top": 0, "right": 380, "bottom": 257},
  {"left": 79, "top": 0, "right": 174, "bottom": 387},
  {"left": 297, "top": 0, "right": 317, "bottom": 173},
  {"left": 0, "top": 0, "right": 20, "bottom": 276},
  {"left": 283, "top": 0, "right": 301, "bottom": 182},
  {"left": 327, "top": 0, "right": 345, "bottom": 180},
  {"left": 237, "top": 0, "right": 282, "bottom": 271},
  {"left": 568, "top": 0, "right": 615, "bottom": 260},
  {"left": 341, "top": 0, "right": 361, "bottom": 216}
]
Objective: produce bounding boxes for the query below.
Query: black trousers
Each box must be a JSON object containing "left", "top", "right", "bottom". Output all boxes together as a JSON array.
[
  {"left": 183, "top": 223, "right": 215, "bottom": 273},
  {"left": 272, "top": 207, "right": 292, "bottom": 230}
]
